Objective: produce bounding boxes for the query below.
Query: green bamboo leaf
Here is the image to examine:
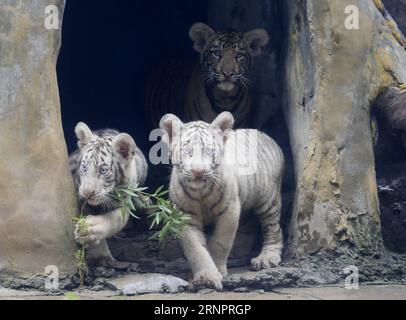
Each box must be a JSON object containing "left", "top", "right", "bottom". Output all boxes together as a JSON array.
[
  {"left": 107, "top": 184, "right": 191, "bottom": 248},
  {"left": 154, "top": 185, "right": 164, "bottom": 194},
  {"left": 121, "top": 189, "right": 138, "bottom": 197},
  {"left": 128, "top": 199, "right": 136, "bottom": 211}
]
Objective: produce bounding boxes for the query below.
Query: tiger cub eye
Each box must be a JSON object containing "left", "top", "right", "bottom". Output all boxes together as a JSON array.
[
  {"left": 235, "top": 51, "right": 245, "bottom": 61},
  {"left": 211, "top": 49, "right": 221, "bottom": 58}
]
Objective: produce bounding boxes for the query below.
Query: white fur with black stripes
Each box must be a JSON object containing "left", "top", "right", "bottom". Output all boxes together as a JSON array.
[
  {"left": 69, "top": 122, "right": 147, "bottom": 267},
  {"left": 160, "top": 112, "right": 284, "bottom": 290}
]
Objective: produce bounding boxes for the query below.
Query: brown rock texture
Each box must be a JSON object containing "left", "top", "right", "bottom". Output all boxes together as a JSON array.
[
  {"left": 284, "top": 0, "right": 406, "bottom": 256},
  {"left": 0, "top": 0, "right": 77, "bottom": 275}
]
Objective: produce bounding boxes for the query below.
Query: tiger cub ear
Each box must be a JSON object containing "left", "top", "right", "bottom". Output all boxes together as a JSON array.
[
  {"left": 243, "top": 28, "right": 269, "bottom": 56},
  {"left": 112, "top": 133, "right": 136, "bottom": 164},
  {"left": 211, "top": 112, "right": 234, "bottom": 142},
  {"left": 75, "top": 122, "right": 93, "bottom": 149},
  {"left": 211, "top": 112, "right": 235, "bottom": 131},
  {"left": 189, "top": 22, "right": 215, "bottom": 53},
  {"left": 159, "top": 113, "right": 184, "bottom": 145}
]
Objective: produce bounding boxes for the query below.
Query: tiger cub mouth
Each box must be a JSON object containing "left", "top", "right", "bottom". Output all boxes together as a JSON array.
[
  {"left": 217, "top": 80, "right": 236, "bottom": 92},
  {"left": 86, "top": 195, "right": 102, "bottom": 206}
]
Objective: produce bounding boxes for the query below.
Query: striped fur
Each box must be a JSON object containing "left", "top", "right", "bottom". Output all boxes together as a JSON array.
[
  {"left": 69, "top": 122, "right": 148, "bottom": 267},
  {"left": 145, "top": 22, "right": 269, "bottom": 129},
  {"left": 160, "top": 112, "right": 284, "bottom": 290}
]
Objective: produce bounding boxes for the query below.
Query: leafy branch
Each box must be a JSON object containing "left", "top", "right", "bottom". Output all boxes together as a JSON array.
[
  {"left": 72, "top": 185, "right": 190, "bottom": 284},
  {"left": 111, "top": 185, "right": 191, "bottom": 247}
]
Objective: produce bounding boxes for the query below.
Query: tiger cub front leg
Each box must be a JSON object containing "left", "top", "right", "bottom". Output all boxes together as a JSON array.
[
  {"left": 251, "top": 196, "right": 283, "bottom": 270},
  {"left": 74, "top": 209, "right": 129, "bottom": 247},
  {"left": 74, "top": 209, "right": 129, "bottom": 267},
  {"left": 86, "top": 240, "right": 115, "bottom": 268},
  {"left": 207, "top": 199, "right": 240, "bottom": 277},
  {"left": 180, "top": 223, "right": 223, "bottom": 290},
  {"left": 75, "top": 215, "right": 107, "bottom": 247}
]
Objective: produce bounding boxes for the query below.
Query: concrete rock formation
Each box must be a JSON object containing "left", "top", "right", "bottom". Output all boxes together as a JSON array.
[
  {"left": 283, "top": 0, "right": 406, "bottom": 256},
  {"left": 0, "top": 0, "right": 77, "bottom": 275}
]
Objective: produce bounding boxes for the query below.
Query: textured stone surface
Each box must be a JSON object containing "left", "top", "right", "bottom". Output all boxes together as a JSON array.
[
  {"left": 0, "top": 0, "right": 77, "bottom": 274},
  {"left": 223, "top": 248, "right": 406, "bottom": 290},
  {"left": 283, "top": 0, "right": 406, "bottom": 256},
  {"left": 0, "top": 247, "right": 405, "bottom": 294},
  {"left": 2, "top": 284, "right": 406, "bottom": 300}
]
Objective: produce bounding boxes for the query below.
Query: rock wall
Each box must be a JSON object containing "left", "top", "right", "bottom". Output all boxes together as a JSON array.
[
  {"left": 0, "top": 0, "right": 77, "bottom": 275},
  {"left": 283, "top": 0, "right": 406, "bottom": 256}
]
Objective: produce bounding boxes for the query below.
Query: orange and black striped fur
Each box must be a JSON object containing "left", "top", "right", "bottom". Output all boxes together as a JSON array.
[{"left": 146, "top": 22, "right": 269, "bottom": 128}]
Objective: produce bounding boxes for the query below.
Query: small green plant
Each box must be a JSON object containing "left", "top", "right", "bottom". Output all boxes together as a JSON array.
[
  {"left": 64, "top": 292, "right": 80, "bottom": 300},
  {"left": 72, "top": 185, "right": 190, "bottom": 284},
  {"left": 72, "top": 202, "right": 88, "bottom": 287}
]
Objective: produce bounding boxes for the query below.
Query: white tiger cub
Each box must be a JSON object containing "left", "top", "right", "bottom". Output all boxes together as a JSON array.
[
  {"left": 160, "top": 112, "right": 284, "bottom": 290},
  {"left": 70, "top": 122, "right": 148, "bottom": 267}
]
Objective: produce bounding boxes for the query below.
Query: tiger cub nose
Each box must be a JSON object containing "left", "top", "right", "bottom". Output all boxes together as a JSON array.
[
  {"left": 222, "top": 71, "right": 234, "bottom": 79},
  {"left": 191, "top": 169, "right": 205, "bottom": 178},
  {"left": 81, "top": 189, "right": 95, "bottom": 199}
]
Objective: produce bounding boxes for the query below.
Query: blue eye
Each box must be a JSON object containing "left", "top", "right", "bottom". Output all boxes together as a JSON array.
[
  {"left": 100, "top": 167, "right": 108, "bottom": 175},
  {"left": 182, "top": 147, "right": 192, "bottom": 157},
  {"left": 80, "top": 164, "right": 87, "bottom": 172}
]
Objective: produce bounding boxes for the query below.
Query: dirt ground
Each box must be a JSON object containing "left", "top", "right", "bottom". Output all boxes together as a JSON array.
[{"left": 1, "top": 283, "right": 405, "bottom": 300}]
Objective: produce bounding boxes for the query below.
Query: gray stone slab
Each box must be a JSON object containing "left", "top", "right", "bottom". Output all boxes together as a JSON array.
[{"left": 107, "top": 273, "right": 189, "bottom": 295}]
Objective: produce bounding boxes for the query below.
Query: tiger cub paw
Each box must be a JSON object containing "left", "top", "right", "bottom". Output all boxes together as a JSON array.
[
  {"left": 87, "top": 255, "right": 115, "bottom": 268},
  {"left": 191, "top": 269, "right": 223, "bottom": 291},
  {"left": 74, "top": 215, "right": 107, "bottom": 247},
  {"left": 250, "top": 252, "right": 281, "bottom": 271},
  {"left": 216, "top": 264, "right": 228, "bottom": 277}
]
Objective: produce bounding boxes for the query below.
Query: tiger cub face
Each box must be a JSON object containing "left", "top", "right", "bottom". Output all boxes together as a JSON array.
[
  {"left": 189, "top": 22, "right": 269, "bottom": 92},
  {"left": 74, "top": 122, "right": 136, "bottom": 206},
  {"left": 160, "top": 112, "right": 234, "bottom": 188}
]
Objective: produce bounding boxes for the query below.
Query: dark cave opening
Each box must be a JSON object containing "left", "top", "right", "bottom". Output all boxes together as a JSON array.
[
  {"left": 374, "top": 122, "right": 406, "bottom": 254},
  {"left": 57, "top": 0, "right": 295, "bottom": 264},
  {"left": 375, "top": 5, "right": 406, "bottom": 252},
  {"left": 58, "top": 0, "right": 208, "bottom": 154}
]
